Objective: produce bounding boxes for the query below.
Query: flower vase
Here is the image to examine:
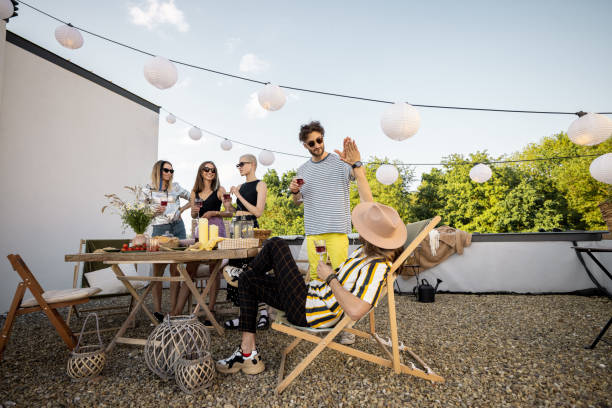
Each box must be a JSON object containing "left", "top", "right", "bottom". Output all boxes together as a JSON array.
[{"left": 132, "top": 233, "right": 147, "bottom": 247}]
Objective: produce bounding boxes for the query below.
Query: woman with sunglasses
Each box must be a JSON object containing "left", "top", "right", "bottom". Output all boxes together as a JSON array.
[
  {"left": 171, "top": 161, "right": 232, "bottom": 318},
  {"left": 142, "top": 160, "right": 191, "bottom": 322}
]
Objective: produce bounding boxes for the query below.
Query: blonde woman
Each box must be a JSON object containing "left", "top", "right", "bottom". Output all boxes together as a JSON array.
[{"left": 142, "top": 160, "right": 190, "bottom": 322}]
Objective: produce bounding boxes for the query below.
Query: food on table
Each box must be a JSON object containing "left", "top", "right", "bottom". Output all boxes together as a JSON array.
[{"left": 186, "top": 237, "right": 225, "bottom": 251}]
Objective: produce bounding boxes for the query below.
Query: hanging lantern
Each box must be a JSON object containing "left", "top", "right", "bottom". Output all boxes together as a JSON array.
[
  {"left": 54, "top": 24, "right": 84, "bottom": 50},
  {"left": 188, "top": 127, "right": 202, "bottom": 141},
  {"left": 0, "top": 0, "right": 14, "bottom": 20},
  {"left": 589, "top": 153, "right": 612, "bottom": 185},
  {"left": 144, "top": 56, "right": 178, "bottom": 90},
  {"left": 257, "top": 84, "right": 286, "bottom": 111},
  {"left": 469, "top": 163, "right": 492, "bottom": 183},
  {"left": 376, "top": 164, "right": 399, "bottom": 185},
  {"left": 567, "top": 113, "right": 612, "bottom": 146},
  {"left": 166, "top": 114, "right": 176, "bottom": 124},
  {"left": 380, "top": 102, "right": 421, "bottom": 141},
  {"left": 220, "top": 139, "right": 233, "bottom": 151},
  {"left": 259, "top": 150, "right": 275, "bottom": 166}
]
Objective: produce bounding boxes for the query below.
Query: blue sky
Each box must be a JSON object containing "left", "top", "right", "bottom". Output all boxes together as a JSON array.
[{"left": 6, "top": 0, "right": 612, "bottom": 193}]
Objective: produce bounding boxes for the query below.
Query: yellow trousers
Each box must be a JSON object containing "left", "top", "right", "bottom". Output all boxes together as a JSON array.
[{"left": 306, "top": 233, "right": 349, "bottom": 280}]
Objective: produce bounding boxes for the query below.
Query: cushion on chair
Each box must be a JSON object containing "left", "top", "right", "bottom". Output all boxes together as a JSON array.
[
  {"left": 84, "top": 265, "right": 147, "bottom": 295},
  {"left": 404, "top": 219, "right": 433, "bottom": 249},
  {"left": 21, "top": 287, "right": 102, "bottom": 307}
]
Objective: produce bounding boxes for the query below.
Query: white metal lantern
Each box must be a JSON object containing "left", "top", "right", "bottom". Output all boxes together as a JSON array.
[
  {"left": 380, "top": 102, "right": 421, "bottom": 141},
  {"left": 469, "top": 163, "right": 492, "bottom": 183},
  {"left": 166, "top": 114, "right": 176, "bottom": 124},
  {"left": 568, "top": 113, "right": 612, "bottom": 146},
  {"left": 257, "top": 84, "right": 286, "bottom": 111},
  {"left": 54, "top": 24, "right": 84, "bottom": 50},
  {"left": 589, "top": 153, "right": 612, "bottom": 185},
  {"left": 376, "top": 164, "right": 399, "bottom": 185},
  {"left": 188, "top": 127, "right": 202, "bottom": 141},
  {"left": 258, "top": 150, "right": 275, "bottom": 166},
  {"left": 0, "top": 0, "right": 14, "bottom": 20},
  {"left": 220, "top": 139, "right": 233, "bottom": 151},
  {"left": 144, "top": 56, "right": 178, "bottom": 90}
]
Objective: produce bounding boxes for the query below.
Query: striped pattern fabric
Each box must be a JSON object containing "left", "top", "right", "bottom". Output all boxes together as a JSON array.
[
  {"left": 305, "top": 247, "right": 390, "bottom": 328},
  {"left": 297, "top": 154, "right": 353, "bottom": 236}
]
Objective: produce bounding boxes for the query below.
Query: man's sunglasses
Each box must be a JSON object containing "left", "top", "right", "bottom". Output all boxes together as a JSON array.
[
  {"left": 236, "top": 162, "right": 251, "bottom": 168},
  {"left": 306, "top": 137, "right": 324, "bottom": 148},
  {"left": 162, "top": 168, "right": 174, "bottom": 174},
  {"left": 202, "top": 167, "right": 216, "bottom": 174}
]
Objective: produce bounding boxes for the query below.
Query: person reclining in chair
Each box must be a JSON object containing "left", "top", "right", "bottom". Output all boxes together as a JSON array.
[{"left": 216, "top": 138, "right": 407, "bottom": 375}]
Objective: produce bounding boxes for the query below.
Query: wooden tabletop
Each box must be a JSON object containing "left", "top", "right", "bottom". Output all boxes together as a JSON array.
[{"left": 65, "top": 247, "right": 260, "bottom": 263}]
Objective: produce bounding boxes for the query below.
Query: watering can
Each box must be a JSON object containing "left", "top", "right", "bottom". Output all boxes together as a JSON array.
[{"left": 414, "top": 278, "right": 442, "bottom": 303}]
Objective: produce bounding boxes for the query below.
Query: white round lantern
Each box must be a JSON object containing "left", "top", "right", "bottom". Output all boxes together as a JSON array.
[
  {"left": 54, "top": 24, "right": 84, "bottom": 50},
  {"left": 188, "top": 126, "right": 202, "bottom": 141},
  {"left": 144, "top": 56, "right": 178, "bottom": 90},
  {"left": 258, "top": 150, "right": 275, "bottom": 166},
  {"left": 376, "top": 164, "right": 399, "bottom": 185},
  {"left": 0, "top": 0, "right": 14, "bottom": 20},
  {"left": 257, "top": 84, "right": 286, "bottom": 111},
  {"left": 220, "top": 139, "right": 233, "bottom": 151},
  {"left": 589, "top": 153, "right": 612, "bottom": 185},
  {"left": 568, "top": 113, "right": 612, "bottom": 146},
  {"left": 469, "top": 163, "right": 492, "bottom": 183},
  {"left": 380, "top": 102, "right": 421, "bottom": 141},
  {"left": 166, "top": 114, "right": 176, "bottom": 124}
]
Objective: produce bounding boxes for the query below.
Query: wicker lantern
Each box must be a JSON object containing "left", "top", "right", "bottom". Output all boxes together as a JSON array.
[
  {"left": 589, "top": 153, "right": 612, "bottom": 185},
  {"left": 376, "top": 164, "right": 399, "bottom": 185},
  {"left": 0, "top": 0, "right": 14, "bottom": 20},
  {"left": 188, "top": 126, "right": 202, "bottom": 141},
  {"left": 66, "top": 313, "right": 106, "bottom": 380},
  {"left": 175, "top": 350, "right": 216, "bottom": 394},
  {"left": 221, "top": 139, "right": 233, "bottom": 151},
  {"left": 166, "top": 114, "right": 176, "bottom": 124},
  {"left": 55, "top": 24, "right": 84, "bottom": 50},
  {"left": 381, "top": 102, "right": 421, "bottom": 141},
  {"left": 469, "top": 163, "right": 492, "bottom": 183},
  {"left": 144, "top": 56, "right": 178, "bottom": 90},
  {"left": 144, "top": 315, "right": 210, "bottom": 380},
  {"left": 568, "top": 113, "right": 612, "bottom": 146},
  {"left": 259, "top": 150, "right": 275, "bottom": 166},
  {"left": 258, "top": 84, "right": 286, "bottom": 111}
]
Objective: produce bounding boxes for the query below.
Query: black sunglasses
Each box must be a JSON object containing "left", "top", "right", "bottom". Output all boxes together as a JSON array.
[
  {"left": 306, "top": 137, "right": 324, "bottom": 148},
  {"left": 236, "top": 162, "right": 252, "bottom": 168},
  {"left": 202, "top": 167, "right": 216, "bottom": 174},
  {"left": 162, "top": 168, "right": 174, "bottom": 174}
]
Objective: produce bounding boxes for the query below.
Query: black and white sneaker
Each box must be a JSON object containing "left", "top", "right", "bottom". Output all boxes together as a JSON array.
[
  {"left": 216, "top": 347, "right": 265, "bottom": 375},
  {"left": 223, "top": 265, "right": 244, "bottom": 288}
]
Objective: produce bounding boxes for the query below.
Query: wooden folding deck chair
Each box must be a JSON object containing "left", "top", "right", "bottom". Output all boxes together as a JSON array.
[
  {"left": 1, "top": 254, "right": 101, "bottom": 361},
  {"left": 271, "top": 216, "right": 444, "bottom": 394}
]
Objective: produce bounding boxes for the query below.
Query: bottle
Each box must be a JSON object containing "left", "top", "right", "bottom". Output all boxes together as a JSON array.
[
  {"left": 231, "top": 216, "right": 241, "bottom": 239},
  {"left": 239, "top": 215, "right": 248, "bottom": 239}
]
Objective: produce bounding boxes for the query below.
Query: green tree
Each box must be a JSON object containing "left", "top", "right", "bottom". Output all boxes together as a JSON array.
[{"left": 259, "top": 169, "right": 304, "bottom": 235}]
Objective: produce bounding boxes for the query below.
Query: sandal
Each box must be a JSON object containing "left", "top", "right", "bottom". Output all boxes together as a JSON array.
[
  {"left": 257, "top": 314, "right": 270, "bottom": 330},
  {"left": 224, "top": 318, "right": 240, "bottom": 330}
]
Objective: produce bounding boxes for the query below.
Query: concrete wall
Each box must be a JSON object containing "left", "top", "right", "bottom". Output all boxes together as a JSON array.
[{"left": 0, "top": 35, "right": 158, "bottom": 313}]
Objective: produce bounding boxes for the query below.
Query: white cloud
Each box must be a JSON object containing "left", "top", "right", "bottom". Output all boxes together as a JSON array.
[
  {"left": 129, "top": 0, "right": 190, "bottom": 32},
  {"left": 239, "top": 53, "right": 270, "bottom": 73},
  {"left": 244, "top": 92, "right": 268, "bottom": 119},
  {"left": 225, "top": 37, "right": 241, "bottom": 54}
]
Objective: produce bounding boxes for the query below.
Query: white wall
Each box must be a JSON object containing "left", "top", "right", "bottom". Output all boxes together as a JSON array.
[{"left": 0, "top": 39, "right": 158, "bottom": 313}]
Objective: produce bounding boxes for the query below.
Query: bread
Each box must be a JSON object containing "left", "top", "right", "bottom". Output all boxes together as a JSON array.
[{"left": 154, "top": 236, "right": 180, "bottom": 248}]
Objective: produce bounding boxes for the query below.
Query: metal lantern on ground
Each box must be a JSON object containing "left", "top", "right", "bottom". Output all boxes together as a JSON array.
[
  {"left": 568, "top": 113, "right": 612, "bottom": 146},
  {"left": 380, "top": 102, "right": 421, "bottom": 141},
  {"left": 376, "top": 164, "right": 399, "bottom": 185},
  {"left": 258, "top": 84, "right": 286, "bottom": 111},
  {"left": 188, "top": 127, "right": 202, "bottom": 141},
  {"left": 589, "top": 153, "right": 612, "bottom": 184},
  {"left": 0, "top": 0, "right": 14, "bottom": 20},
  {"left": 166, "top": 114, "right": 176, "bottom": 124},
  {"left": 144, "top": 56, "right": 178, "bottom": 90},
  {"left": 54, "top": 24, "right": 84, "bottom": 50},
  {"left": 469, "top": 163, "right": 492, "bottom": 183},
  {"left": 221, "top": 139, "right": 233, "bottom": 151},
  {"left": 259, "top": 150, "right": 275, "bottom": 166}
]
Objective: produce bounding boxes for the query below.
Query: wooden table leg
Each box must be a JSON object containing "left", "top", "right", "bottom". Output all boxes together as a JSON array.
[
  {"left": 106, "top": 283, "right": 154, "bottom": 353},
  {"left": 179, "top": 263, "right": 224, "bottom": 336},
  {"left": 110, "top": 265, "right": 158, "bottom": 326}
]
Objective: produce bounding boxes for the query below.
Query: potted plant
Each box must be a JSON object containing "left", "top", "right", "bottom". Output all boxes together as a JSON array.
[{"left": 102, "top": 186, "right": 155, "bottom": 245}]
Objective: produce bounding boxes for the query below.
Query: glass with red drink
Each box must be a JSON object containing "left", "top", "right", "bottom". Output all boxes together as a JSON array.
[
  {"left": 314, "top": 239, "right": 327, "bottom": 263},
  {"left": 223, "top": 193, "right": 231, "bottom": 201},
  {"left": 296, "top": 178, "right": 304, "bottom": 186}
]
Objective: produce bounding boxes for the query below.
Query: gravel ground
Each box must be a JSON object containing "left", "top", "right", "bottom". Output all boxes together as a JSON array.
[{"left": 0, "top": 293, "right": 610, "bottom": 407}]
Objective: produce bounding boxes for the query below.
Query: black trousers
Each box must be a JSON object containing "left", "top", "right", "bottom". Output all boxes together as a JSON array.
[{"left": 238, "top": 237, "right": 308, "bottom": 333}]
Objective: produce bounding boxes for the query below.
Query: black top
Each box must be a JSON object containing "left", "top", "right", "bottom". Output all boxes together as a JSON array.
[
  {"left": 236, "top": 180, "right": 260, "bottom": 212},
  {"left": 198, "top": 190, "right": 222, "bottom": 217}
]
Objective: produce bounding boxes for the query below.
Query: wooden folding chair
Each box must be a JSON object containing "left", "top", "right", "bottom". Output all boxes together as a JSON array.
[
  {"left": 1, "top": 254, "right": 101, "bottom": 361},
  {"left": 271, "top": 216, "right": 444, "bottom": 394}
]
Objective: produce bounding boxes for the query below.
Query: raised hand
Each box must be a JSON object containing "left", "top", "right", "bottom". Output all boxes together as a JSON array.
[{"left": 334, "top": 137, "right": 361, "bottom": 166}]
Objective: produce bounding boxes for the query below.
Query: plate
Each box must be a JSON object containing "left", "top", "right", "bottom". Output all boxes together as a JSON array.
[{"left": 103, "top": 248, "right": 121, "bottom": 252}]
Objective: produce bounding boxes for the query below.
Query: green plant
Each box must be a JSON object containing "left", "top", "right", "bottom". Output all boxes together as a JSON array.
[{"left": 102, "top": 186, "right": 155, "bottom": 234}]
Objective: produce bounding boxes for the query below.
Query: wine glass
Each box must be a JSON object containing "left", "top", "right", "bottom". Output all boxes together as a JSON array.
[
  {"left": 314, "top": 239, "right": 327, "bottom": 263},
  {"left": 194, "top": 198, "right": 203, "bottom": 216},
  {"left": 296, "top": 178, "right": 304, "bottom": 186}
]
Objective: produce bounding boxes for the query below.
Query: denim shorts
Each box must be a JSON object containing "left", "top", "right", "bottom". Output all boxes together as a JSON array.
[{"left": 152, "top": 219, "right": 186, "bottom": 239}]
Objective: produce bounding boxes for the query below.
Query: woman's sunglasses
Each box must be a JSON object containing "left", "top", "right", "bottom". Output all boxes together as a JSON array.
[
  {"left": 202, "top": 167, "right": 216, "bottom": 174},
  {"left": 306, "top": 137, "right": 324, "bottom": 148},
  {"left": 162, "top": 168, "right": 174, "bottom": 174},
  {"left": 236, "top": 162, "right": 251, "bottom": 168}
]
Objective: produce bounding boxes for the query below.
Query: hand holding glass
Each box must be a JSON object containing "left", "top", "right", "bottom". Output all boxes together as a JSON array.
[{"left": 314, "top": 239, "right": 327, "bottom": 263}]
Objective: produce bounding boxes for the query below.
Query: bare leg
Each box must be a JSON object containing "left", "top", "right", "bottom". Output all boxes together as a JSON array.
[
  {"left": 169, "top": 264, "right": 180, "bottom": 313},
  {"left": 208, "top": 270, "right": 220, "bottom": 312},
  {"left": 172, "top": 263, "right": 198, "bottom": 315},
  {"left": 152, "top": 263, "right": 166, "bottom": 313},
  {"left": 241, "top": 332, "right": 256, "bottom": 354}
]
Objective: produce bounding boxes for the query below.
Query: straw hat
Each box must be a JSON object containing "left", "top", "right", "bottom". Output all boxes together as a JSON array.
[{"left": 352, "top": 202, "right": 407, "bottom": 249}]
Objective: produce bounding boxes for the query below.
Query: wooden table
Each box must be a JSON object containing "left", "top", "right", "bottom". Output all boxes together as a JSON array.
[{"left": 65, "top": 248, "right": 259, "bottom": 352}]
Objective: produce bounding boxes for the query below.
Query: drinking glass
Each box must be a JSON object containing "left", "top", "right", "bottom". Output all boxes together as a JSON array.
[
  {"left": 313, "top": 239, "right": 327, "bottom": 263},
  {"left": 223, "top": 193, "right": 231, "bottom": 201},
  {"left": 194, "top": 198, "right": 203, "bottom": 216},
  {"left": 296, "top": 178, "right": 304, "bottom": 186}
]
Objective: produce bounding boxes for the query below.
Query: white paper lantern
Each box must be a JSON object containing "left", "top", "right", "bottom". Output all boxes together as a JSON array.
[
  {"left": 380, "top": 102, "right": 421, "bottom": 141},
  {"left": 221, "top": 139, "right": 233, "bottom": 151},
  {"left": 259, "top": 150, "right": 275, "bottom": 166},
  {"left": 568, "top": 113, "right": 612, "bottom": 146},
  {"left": 257, "top": 84, "right": 286, "bottom": 111},
  {"left": 166, "top": 114, "right": 176, "bottom": 124},
  {"left": 54, "top": 24, "right": 84, "bottom": 50},
  {"left": 469, "top": 163, "right": 492, "bottom": 183},
  {"left": 0, "top": 0, "right": 14, "bottom": 20},
  {"left": 589, "top": 153, "right": 612, "bottom": 185},
  {"left": 144, "top": 56, "right": 178, "bottom": 90},
  {"left": 188, "top": 127, "right": 202, "bottom": 141},
  {"left": 375, "top": 164, "right": 399, "bottom": 185}
]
